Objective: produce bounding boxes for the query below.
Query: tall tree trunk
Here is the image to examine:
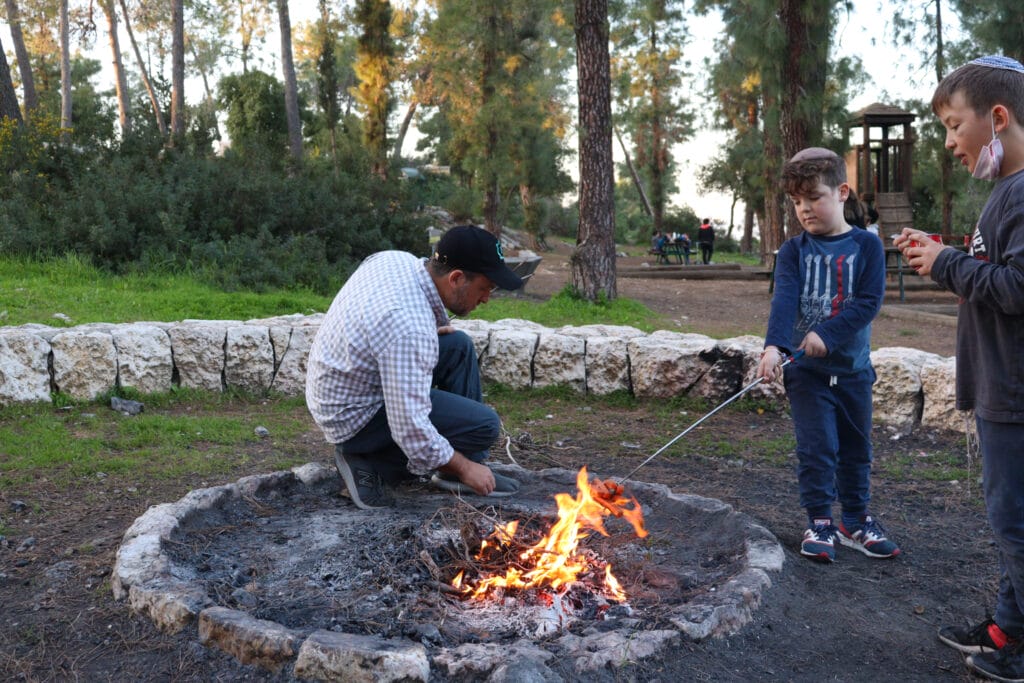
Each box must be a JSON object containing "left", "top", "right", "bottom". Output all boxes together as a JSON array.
[
  {"left": 648, "top": 24, "right": 665, "bottom": 233},
  {"left": 169, "top": 0, "right": 185, "bottom": 144},
  {"left": 741, "top": 201, "right": 754, "bottom": 254},
  {"left": 187, "top": 41, "right": 222, "bottom": 140},
  {"left": 59, "top": 0, "right": 71, "bottom": 133},
  {"left": 760, "top": 88, "right": 786, "bottom": 262},
  {"left": 614, "top": 124, "right": 652, "bottom": 217},
  {"left": 100, "top": 0, "right": 131, "bottom": 137},
  {"left": 572, "top": 0, "right": 616, "bottom": 301},
  {"left": 481, "top": 7, "right": 500, "bottom": 236},
  {"left": 0, "top": 34, "right": 22, "bottom": 122},
  {"left": 4, "top": 0, "right": 37, "bottom": 113},
  {"left": 779, "top": 0, "right": 832, "bottom": 239},
  {"left": 935, "top": 0, "right": 953, "bottom": 236},
  {"left": 120, "top": 0, "right": 166, "bottom": 136},
  {"left": 392, "top": 99, "right": 416, "bottom": 162},
  {"left": 278, "top": 0, "right": 302, "bottom": 161}
]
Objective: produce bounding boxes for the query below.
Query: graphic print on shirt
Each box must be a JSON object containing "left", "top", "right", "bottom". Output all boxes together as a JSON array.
[
  {"left": 797, "top": 251, "right": 857, "bottom": 336},
  {"left": 968, "top": 223, "right": 989, "bottom": 262}
]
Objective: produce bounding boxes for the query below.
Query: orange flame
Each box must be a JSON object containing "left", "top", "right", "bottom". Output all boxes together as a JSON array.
[{"left": 456, "top": 467, "right": 647, "bottom": 602}]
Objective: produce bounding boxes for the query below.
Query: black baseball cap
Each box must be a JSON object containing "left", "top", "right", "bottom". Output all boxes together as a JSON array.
[{"left": 433, "top": 225, "right": 523, "bottom": 291}]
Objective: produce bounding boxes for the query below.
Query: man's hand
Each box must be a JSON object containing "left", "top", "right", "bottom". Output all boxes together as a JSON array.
[
  {"left": 756, "top": 346, "right": 784, "bottom": 382},
  {"left": 798, "top": 331, "right": 827, "bottom": 358},
  {"left": 437, "top": 325, "right": 456, "bottom": 335},
  {"left": 439, "top": 451, "right": 495, "bottom": 496},
  {"left": 894, "top": 228, "right": 951, "bottom": 277}
]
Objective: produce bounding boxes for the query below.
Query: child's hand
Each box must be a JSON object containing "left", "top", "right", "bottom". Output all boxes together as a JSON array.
[
  {"left": 756, "top": 346, "right": 784, "bottom": 382},
  {"left": 798, "top": 331, "right": 827, "bottom": 357},
  {"left": 895, "top": 228, "right": 949, "bottom": 276}
]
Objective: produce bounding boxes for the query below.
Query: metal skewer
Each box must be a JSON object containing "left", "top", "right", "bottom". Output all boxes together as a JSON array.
[{"left": 617, "top": 349, "right": 805, "bottom": 486}]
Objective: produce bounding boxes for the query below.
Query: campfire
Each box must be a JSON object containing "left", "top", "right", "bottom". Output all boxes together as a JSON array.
[{"left": 451, "top": 467, "right": 648, "bottom": 604}]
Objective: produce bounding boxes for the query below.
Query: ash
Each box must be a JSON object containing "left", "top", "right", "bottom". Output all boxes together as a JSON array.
[{"left": 164, "top": 469, "right": 748, "bottom": 646}]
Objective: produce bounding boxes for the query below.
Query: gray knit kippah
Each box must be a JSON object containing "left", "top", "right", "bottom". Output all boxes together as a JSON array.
[{"left": 969, "top": 55, "right": 1024, "bottom": 73}]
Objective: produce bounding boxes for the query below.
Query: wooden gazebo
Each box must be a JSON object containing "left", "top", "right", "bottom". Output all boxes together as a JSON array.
[{"left": 845, "top": 103, "right": 917, "bottom": 235}]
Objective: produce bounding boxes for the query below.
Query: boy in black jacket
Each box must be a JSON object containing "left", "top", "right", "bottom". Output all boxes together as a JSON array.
[{"left": 896, "top": 55, "right": 1024, "bottom": 682}]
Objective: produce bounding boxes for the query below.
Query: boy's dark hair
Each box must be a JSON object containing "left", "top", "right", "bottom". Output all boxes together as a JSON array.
[
  {"left": 781, "top": 148, "right": 846, "bottom": 197},
  {"left": 932, "top": 60, "right": 1024, "bottom": 122}
]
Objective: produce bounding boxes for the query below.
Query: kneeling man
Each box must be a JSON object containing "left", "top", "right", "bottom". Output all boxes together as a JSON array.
[{"left": 305, "top": 225, "right": 523, "bottom": 509}]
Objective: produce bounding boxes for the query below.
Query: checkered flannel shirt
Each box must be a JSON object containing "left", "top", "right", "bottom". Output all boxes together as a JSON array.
[{"left": 305, "top": 251, "right": 454, "bottom": 475}]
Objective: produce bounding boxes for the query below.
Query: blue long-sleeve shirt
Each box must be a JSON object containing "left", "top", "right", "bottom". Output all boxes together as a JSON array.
[{"left": 765, "top": 229, "right": 885, "bottom": 376}]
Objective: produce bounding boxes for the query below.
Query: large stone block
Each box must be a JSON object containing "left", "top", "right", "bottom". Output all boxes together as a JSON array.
[
  {"left": 533, "top": 332, "right": 586, "bottom": 391},
  {"left": 586, "top": 336, "right": 631, "bottom": 395},
  {"left": 483, "top": 329, "right": 538, "bottom": 389},
  {"left": 168, "top": 324, "right": 227, "bottom": 392},
  {"left": 628, "top": 332, "right": 716, "bottom": 398},
  {"left": 921, "top": 356, "right": 971, "bottom": 433},
  {"left": 270, "top": 325, "right": 319, "bottom": 396},
  {"left": 112, "top": 324, "right": 173, "bottom": 394},
  {"left": 872, "top": 347, "right": 942, "bottom": 434},
  {"left": 199, "top": 607, "right": 299, "bottom": 669},
  {"left": 50, "top": 329, "right": 117, "bottom": 400},
  {"left": 294, "top": 630, "right": 429, "bottom": 683},
  {"left": 0, "top": 330, "right": 51, "bottom": 405},
  {"left": 225, "top": 325, "right": 274, "bottom": 392}
]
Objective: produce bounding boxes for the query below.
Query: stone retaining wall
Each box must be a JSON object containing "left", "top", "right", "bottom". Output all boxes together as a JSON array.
[{"left": 0, "top": 315, "right": 967, "bottom": 433}]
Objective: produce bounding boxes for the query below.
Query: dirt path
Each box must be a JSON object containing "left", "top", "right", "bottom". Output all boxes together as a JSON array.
[{"left": 522, "top": 240, "right": 959, "bottom": 358}]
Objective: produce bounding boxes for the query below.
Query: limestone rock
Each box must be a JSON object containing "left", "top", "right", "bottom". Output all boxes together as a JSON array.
[
  {"left": 50, "top": 329, "right": 117, "bottom": 400},
  {"left": 225, "top": 325, "right": 274, "bottom": 392},
  {"left": 270, "top": 324, "right": 319, "bottom": 395},
  {"left": 921, "top": 356, "right": 971, "bottom": 433},
  {"left": 0, "top": 330, "right": 51, "bottom": 405},
  {"left": 585, "top": 336, "right": 631, "bottom": 395},
  {"left": 294, "top": 630, "right": 429, "bottom": 682},
  {"left": 628, "top": 332, "right": 716, "bottom": 398},
  {"left": 556, "top": 323, "right": 646, "bottom": 339},
  {"left": 112, "top": 324, "right": 173, "bottom": 394},
  {"left": 199, "top": 606, "right": 299, "bottom": 669},
  {"left": 872, "top": 347, "right": 942, "bottom": 434},
  {"left": 483, "top": 328, "right": 538, "bottom": 389},
  {"left": 533, "top": 332, "right": 585, "bottom": 392},
  {"left": 168, "top": 324, "right": 226, "bottom": 391}
]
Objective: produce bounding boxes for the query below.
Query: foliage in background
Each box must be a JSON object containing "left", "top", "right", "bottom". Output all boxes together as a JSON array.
[{"left": 0, "top": 91, "right": 426, "bottom": 295}]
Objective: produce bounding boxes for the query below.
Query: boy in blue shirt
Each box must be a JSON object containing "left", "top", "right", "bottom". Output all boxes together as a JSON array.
[
  {"left": 896, "top": 55, "right": 1024, "bottom": 682},
  {"left": 756, "top": 147, "right": 900, "bottom": 563}
]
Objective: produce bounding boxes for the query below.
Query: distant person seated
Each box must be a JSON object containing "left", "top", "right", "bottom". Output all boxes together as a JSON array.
[
  {"left": 674, "top": 233, "right": 692, "bottom": 265},
  {"left": 649, "top": 230, "right": 669, "bottom": 262}
]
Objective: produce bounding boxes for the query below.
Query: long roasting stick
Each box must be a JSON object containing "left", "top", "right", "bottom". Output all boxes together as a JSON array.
[{"left": 616, "top": 350, "right": 805, "bottom": 486}]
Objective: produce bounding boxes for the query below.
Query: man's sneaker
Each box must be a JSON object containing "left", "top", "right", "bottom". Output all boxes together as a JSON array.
[
  {"left": 939, "top": 618, "right": 1017, "bottom": 654},
  {"left": 334, "top": 451, "right": 395, "bottom": 510},
  {"left": 838, "top": 515, "right": 901, "bottom": 558},
  {"left": 430, "top": 469, "right": 520, "bottom": 497},
  {"left": 968, "top": 640, "right": 1024, "bottom": 682},
  {"left": 800, "top": 520, "right": 838, "bottom": 563}
]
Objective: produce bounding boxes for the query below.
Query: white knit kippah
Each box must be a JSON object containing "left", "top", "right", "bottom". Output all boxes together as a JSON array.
[{"left": 969, "top": 55, "right": 1024, "bottom": 73}]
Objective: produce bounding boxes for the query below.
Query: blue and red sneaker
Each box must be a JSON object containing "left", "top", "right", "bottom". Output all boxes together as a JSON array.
[
  {"left": 800, "top": 519, "right": 838, "bottom": 563},
  {"left": 838, "top": 515, "right": 901, "bottom": 558}
]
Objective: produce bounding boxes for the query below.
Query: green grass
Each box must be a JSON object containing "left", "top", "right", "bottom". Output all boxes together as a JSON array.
[
  {"left": 472, "top": 286, "right": 670, "bottom": 331},
  {"left": 0, "top": 254, "right": 332, "bottom": 327},
  {"left": 0, "top": 393, "right": 312, "bottom": 490}
]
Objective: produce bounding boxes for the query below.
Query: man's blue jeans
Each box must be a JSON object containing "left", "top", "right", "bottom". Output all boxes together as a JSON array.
[
  {"left": 784, "top": 365, "right": 875, "bottom": 521},
  {"left": 338, "top": 330, "right": 499, "bottom": 479},
  {"left": 977, "top": 417, "right": 1024, "bottom": 635}
]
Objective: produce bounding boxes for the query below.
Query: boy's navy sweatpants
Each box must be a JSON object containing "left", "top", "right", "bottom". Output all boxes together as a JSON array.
[
  {"left": 977, "top": 418, "right": 1024, "bottom": 636},
  {"left": 784, "top": 365, "right": 875, "bottom": 522}
]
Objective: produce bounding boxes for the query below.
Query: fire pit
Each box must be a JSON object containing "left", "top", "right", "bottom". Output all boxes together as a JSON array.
[{"left": 113, "top": 462, "right": 783, "bottom": 681}]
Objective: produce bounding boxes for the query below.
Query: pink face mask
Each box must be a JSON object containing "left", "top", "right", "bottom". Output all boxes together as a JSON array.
[{"left": 973, "top": 114, "right": 1004, "bottom": 181}]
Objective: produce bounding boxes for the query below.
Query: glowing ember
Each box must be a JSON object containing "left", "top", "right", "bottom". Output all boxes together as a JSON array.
[{"left": 453, "top": 467, "right": 647, "bottom": 602}]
